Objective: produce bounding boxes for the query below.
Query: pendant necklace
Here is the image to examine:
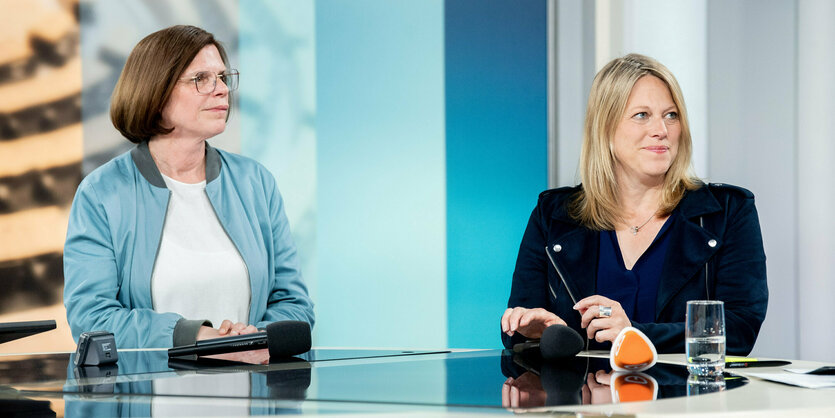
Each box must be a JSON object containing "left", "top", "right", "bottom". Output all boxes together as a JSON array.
[{"left": 630, "top": 212, "right": 656, "bottom": 235}]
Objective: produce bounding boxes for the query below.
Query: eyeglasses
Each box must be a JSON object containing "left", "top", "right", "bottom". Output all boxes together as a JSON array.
[{"left": 180, "top": 69, "right": 239, "bottom": 95}]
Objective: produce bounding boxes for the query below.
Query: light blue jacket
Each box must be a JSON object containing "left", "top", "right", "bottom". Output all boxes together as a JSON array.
[{"left": 63, "top": 141, "right": 315, "bottom": 348}]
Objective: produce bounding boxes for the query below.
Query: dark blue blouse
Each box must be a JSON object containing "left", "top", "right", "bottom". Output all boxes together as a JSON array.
[{"left": 596, "top": 212, "right": 676, "bottom": 324}]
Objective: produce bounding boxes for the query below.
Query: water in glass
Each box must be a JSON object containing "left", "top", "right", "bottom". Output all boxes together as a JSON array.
[{"left": 686, "top": 335, "right": 725, "bottom": 376}]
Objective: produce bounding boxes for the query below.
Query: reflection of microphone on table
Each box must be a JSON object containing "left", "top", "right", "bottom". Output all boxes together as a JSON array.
[{"left": 503, "top": 353, "right": 588, "bottom": 407}]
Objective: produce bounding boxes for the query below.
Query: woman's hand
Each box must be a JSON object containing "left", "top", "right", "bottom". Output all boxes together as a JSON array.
[
  {"left": 501, "top": 307, "right": 566, "bottom": 339},
  {"left": 196, "top": 320, "right": 259, "bottom": 341},
  {"left": 574, "top": 296, "right": 631, "bottom": 343},
  {"left": 217, "top": 320, "right": 259, "bottom": 337}
]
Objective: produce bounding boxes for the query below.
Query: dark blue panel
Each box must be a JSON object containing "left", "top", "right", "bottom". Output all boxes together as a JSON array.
[{"left": 445, "top": 0, "right": 548, "bottom": 349}]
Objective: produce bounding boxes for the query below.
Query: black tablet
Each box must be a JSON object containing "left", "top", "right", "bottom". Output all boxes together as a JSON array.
[{"left": 0, "top": 320, "right": 56, "bottom": 344}]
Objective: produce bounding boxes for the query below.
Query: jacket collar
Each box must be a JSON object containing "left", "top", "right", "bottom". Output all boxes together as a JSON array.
[
  {"left": 675, "top": 184, "right": 721, "bottom": 220},
  {"left": 130, "top": 140, "right": 221, "bottom": 188},
  {"left": 549, "top": 183, "right": 721, "bottom": 222},
  {"left": 545, "top": 184, "right": 723, "bottom": 318}
]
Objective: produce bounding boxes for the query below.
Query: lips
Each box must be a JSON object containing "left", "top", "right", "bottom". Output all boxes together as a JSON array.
[
  {"left": 206, "top": 105, "right": 228, "bottom": 112},
  {"left": 643, "top": 146, "right": 669, "bottom": 154}
]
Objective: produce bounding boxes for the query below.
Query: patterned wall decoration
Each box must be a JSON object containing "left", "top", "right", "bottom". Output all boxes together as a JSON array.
[{"left": 0, "top": 0, "right": 81, "bottom": 353}]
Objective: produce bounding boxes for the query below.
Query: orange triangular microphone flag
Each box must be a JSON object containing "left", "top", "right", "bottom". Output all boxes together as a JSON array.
[{"left": 610, "top": 327, "right": 657, "bottom": 372}]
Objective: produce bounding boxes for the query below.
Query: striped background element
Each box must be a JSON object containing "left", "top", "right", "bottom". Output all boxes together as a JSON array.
[{"left": 0, "top": 0, "right": 80, "bottom": 355}]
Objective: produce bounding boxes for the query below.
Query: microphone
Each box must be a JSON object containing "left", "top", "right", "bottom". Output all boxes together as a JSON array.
[
  {"left": 540, "top": 324, "right": 584, "bottom": 360},
  {"left": 512, "top": 324, "right": 584, "bottom": 361},
  {"left": 168, "top": 320, "right": 311, "bottom": 359}
]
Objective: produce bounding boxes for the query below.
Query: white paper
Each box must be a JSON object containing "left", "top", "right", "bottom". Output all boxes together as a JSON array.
[
  {"left": 747, "top": 372, "right": 835, "bottom": 389},
  {"left": 784, "top": 368, "right": 819, "bottom": 374}
]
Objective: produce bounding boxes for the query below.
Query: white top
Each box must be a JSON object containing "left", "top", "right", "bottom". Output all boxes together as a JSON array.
[{"left": 151, "top": 174, "right": 250, "bottom": 327}]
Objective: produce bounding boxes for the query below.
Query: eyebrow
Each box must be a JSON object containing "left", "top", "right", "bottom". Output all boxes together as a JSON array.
[
  {"left": 626, "top": 104, "right": 678, "bottom": 113},
  {"left": 186, "top": 68, "right": 228, "bottom": 76}
]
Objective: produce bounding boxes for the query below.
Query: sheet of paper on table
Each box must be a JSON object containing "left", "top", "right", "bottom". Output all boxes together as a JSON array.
[{"left": 746, "top": 371, "right": 835, "bottom": 389}]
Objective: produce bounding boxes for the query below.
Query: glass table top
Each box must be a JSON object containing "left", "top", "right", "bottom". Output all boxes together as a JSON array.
[{"left": 1, "top": 348, "right": 746, "bottom": 414}]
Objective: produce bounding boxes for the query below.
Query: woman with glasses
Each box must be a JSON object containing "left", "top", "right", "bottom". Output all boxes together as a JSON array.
[{"left": 63, "top": 25, "right": 314, "bottom": 349}]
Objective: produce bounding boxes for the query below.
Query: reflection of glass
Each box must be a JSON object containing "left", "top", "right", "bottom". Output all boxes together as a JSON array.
[
  {"left": 687, "top": 374, "right": 726, "bottom": 396},
  {"left": 686, "top": 300, "right": 726, "bottom": 376}
]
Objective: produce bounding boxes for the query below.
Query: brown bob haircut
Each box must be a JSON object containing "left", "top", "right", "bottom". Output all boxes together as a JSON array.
[{"left": 110, "top": 25, "right": 231, "bottom": 143}]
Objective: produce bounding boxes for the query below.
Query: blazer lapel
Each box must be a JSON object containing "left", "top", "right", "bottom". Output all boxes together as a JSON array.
[
  {"left": 546, "top": 221, "right": 598, "bottom": 305},
  {"left": 655, "top": 186, "right": 722, "bottom": 317}
]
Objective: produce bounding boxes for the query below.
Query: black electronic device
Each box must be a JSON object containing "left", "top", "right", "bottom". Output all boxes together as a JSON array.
[
  {"left": 512, "top": 324, "right": 585, "bottom": 361},
  {"left": 168, "top": 320, "right": 311, "bottom": 359},
  {"left": 74, "top": 331, "right": 118, "bottom": 366},
  {"left": 0, "top": 320, "right": 56, "bottom": 344}
]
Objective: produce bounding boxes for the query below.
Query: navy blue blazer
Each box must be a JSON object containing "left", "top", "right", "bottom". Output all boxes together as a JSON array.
[{"left": 503, "top": 183, "right": 768, "bottom": 355}]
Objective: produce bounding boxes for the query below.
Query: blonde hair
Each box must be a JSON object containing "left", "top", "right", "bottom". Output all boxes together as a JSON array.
[{"left": 570, "top": 53, "right": 701, "bottom": 230}]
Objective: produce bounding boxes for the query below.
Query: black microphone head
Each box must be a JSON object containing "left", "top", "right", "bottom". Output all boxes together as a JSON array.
[
  {"left": 266, "top": 321, "right": 312, "bottom": 358},
  {"left": 539, "top": 324, "right": 584, "bottom": 361}
]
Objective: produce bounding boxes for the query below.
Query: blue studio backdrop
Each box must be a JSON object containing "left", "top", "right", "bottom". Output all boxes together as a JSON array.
[{"left": 239, "top": 0, "right": 547, "bottom": 350}]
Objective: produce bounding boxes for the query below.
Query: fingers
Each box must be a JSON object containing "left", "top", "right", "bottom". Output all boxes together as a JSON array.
[
  {"left": 595, "top": 369, "right": 613, "bottom": 385},
  {"left": 586, "top": 372, "right": 602, "bottom": 389},
  {"left": 501, "top": 307, "right": 530, "bottom": 336},
  {"left": 594, "top": 327, "right": 620, "bottom": 343},
  {"left": 502, "top": 306, "right": 568, "bottom": 340},
  {"left": 502, "top": 378, "right": 512, "bottom": 408},
  {"left": 574, "top": 295, "right": 615, "bottom": 314},
  {"left": 585, "top": 317, "right": 609, "bottom": 339},
  {"left": 580, "top": 305, "right": 601, "bottom": 328},
  {"left": 218, "top": 320, "right": 233, "bottom": 335},
  {"left": 218, "top": 321, "right": 257, "bottom": 336},
  {"left": 575, "top": 295, "right": 630, "bottom": 342},
  {"left": 507, "top": 308, "right": 528, "bottom": 334},
  {"left": 586, "top": 372, "right": 612, "bottom": 405},
  {"left": 501, "top": 308, "right": 514, "bottom": 334},
  {"left": 582, "top": 381, "right": 591, "bottom": 404},
  {"left": 228, "top": 322, "right": 257, "bottom": 336},
  {"left": 519, "top": 309, "right": 545, "bottom": 328}
]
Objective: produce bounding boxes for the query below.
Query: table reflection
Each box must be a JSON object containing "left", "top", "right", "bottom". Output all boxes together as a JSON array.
[
  {"left": 500, "top": 352, "right": 742, "bottom": 409},
  {"left": 2, "top": 349, "right": 748, "bottom": 416}
]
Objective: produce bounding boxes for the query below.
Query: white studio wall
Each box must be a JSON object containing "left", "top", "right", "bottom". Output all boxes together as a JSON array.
[{"left": 797, "top": 0, "right": 835, "bottom": 362}]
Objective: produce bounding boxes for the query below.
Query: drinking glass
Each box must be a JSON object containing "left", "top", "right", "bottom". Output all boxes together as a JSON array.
[{"left": 685, "top": 300, "right": 725, "bottom": 377}]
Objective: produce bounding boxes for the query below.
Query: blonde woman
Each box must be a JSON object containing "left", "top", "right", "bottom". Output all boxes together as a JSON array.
[{"left": 500, "top": 54, "right": 767, "bottom": 355}]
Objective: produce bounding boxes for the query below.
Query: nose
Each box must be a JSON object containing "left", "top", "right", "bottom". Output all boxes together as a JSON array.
[
  {"left": 649, "top": 115, "right": 668, "bottom": 140},
  {"left": 214, "top": 77, "right": 229, "bottom": 96}
]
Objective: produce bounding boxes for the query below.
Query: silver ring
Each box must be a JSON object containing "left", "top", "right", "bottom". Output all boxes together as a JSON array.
[{"left": 598, "top": 306, "right": 612, "bottom": 318}]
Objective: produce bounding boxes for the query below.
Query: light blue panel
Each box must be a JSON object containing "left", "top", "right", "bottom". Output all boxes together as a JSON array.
[
  {"left": 238, "top": 2, "right": 319, "bottom": 317},
  {"left": 315, "top": 0, "right": 447, "bottom": 348}
]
